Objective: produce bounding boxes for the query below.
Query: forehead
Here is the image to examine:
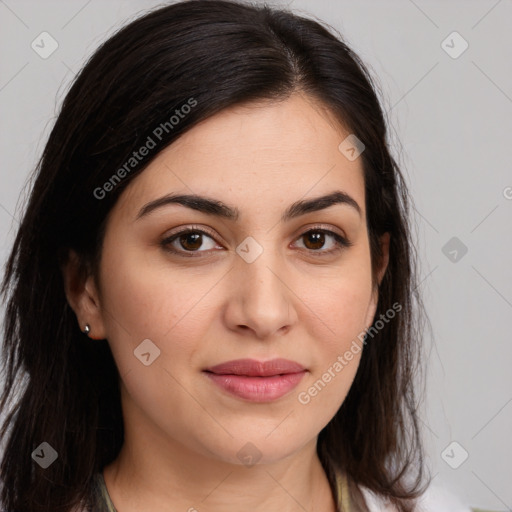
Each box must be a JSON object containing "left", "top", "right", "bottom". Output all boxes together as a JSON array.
[{"left": 115, "top": 93, "right": 366, "bottom": 220}]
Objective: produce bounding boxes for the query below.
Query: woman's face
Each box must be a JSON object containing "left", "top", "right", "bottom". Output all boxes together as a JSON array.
[{"left": 76, "top": 93, "right": 388, "bottom": 466}]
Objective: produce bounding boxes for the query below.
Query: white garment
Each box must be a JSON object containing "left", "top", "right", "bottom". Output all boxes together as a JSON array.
[{"left": 360, "top": 482, "right": 473, "bottom": 512}]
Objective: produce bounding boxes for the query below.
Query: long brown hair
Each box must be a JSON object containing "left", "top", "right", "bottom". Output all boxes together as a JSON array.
[{"left": 1, "top": 1, "right": 430, "bottom": 510}]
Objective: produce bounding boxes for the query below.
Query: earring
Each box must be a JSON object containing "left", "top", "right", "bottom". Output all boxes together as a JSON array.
[{"left": 83, "top": 324, "right": 91, "bottom": 336}]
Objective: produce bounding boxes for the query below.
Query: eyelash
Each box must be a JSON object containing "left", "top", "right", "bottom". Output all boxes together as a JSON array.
[{"left": 160, "top": 224, "right": 353, "bottom": 258}]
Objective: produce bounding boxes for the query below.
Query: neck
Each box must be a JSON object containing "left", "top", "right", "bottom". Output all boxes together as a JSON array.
[{"left": 103, "top": 420, "right": 337, "bottom": 512}]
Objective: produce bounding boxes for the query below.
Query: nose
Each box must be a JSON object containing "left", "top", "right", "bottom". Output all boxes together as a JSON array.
[{"left": 223, "top": 252, "right": 298, "bottom": 340}]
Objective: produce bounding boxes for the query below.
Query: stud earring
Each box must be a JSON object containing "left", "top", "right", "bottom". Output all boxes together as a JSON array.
[{"left": 83, "top": 324, "right": 91, "bottom": 336}]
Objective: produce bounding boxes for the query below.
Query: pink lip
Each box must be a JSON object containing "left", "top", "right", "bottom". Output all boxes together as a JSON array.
[{"left": 204, "top": 358, "right": 307, "bottom": 402}]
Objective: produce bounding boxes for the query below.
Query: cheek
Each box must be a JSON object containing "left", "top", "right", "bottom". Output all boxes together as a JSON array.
[
  {"left": 296, "top": 350, "right": 361, "bottom": 436},
  {"left": 296, "top": 285, "right": 367, "bottom": 422},
  {"left": 97, "top": 239, "right": 206, "bottom": 374},
  {"left": 99, "top": 235, "right": 218, "bottom": 335},
  {"left": 305, "top": 256, "right": 374, "bottom": 350},
  {"left": 294, "top": 256, "right": 373, "bottom": 414},
  {"left": 314, "top": 286, "right": 371, "bottom": 339}
]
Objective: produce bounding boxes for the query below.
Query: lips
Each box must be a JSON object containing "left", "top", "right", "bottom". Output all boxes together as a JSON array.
[
  {"left": 204, "top": 358, "right": 306, "bottom": 377},
  {"left": 203, "top": 358, "right": 307, "bottom": 402}
]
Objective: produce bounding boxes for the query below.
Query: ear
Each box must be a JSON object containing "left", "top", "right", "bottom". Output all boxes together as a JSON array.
[
  {"left": 364, "top": 232, "right": 390, "bottom": 329},
  {"left": 60, "top": 249, "right": 107, "bottom": 340},
  {"left": 375, "top": 232, "right": 390, "bottom": 287}
]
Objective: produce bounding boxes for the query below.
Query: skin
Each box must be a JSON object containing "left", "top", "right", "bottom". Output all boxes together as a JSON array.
[{"left": 63, "top": 92, "right": 389, "bottom": 512}]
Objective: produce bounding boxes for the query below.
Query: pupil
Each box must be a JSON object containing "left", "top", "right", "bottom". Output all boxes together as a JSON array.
[
  {"left": 306, "top": 232, "right": 324, "bottom": 250},
  {"left": 181, "top": 233, "right": 202, "bottom": 250},
  {"left": 178, "top": 232, "right": 326, "bottom": 252}
]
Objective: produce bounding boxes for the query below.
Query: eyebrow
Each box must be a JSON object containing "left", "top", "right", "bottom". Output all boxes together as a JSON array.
[{"left": 135, "top": 190, "right": 362, "bottom": 223}]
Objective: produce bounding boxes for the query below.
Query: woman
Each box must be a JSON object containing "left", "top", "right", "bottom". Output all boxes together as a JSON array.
[{"left": 0, "top": 1, "right": 476, "bottom": 511}]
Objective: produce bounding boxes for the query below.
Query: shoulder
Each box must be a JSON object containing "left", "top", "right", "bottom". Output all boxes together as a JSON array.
[
  {"left": 68, "top": 472, "right": 115, "bottom": 512},
  {"left": 358, "top": 486, "right": 399, "bottom": 512},
  {"left": 359, "top": 481, "right": 476, "bottom": 512}
]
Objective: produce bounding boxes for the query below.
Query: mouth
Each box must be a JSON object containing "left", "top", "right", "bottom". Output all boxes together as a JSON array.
[
  {"left": 203, "top": 358, "right": 307, "bottom": 402},
  {"left": 204, "top": 358, "right": 306, "bottom": 376}
]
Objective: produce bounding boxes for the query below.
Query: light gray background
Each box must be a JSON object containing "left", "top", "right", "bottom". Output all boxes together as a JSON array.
[{"left": 1, "top": 1, "right": 511, "bottom": 510}]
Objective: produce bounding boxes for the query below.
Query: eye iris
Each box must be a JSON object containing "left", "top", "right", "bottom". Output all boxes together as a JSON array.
[
  {"left": 180, "top": 232, "right": 202, "bottom": 251},
  {"left": 170, "top": 229, "right": 337, "bottom": 254},
  {"left": 304, "top": 231, "right": 325, "bottom": 250}
]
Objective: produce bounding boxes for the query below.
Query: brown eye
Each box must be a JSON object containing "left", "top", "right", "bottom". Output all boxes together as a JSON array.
[
  {"left": 160, "top": 226, "right": 352, "bottom": 259},
  {"left": 161, "top": 228, "right": 220, "bottom": 257},
  {"left": 302, "top": 231, "right": 326, "bottom": 250},
  {"left": 177, "top": 232, "right": 203, "bottom": 251},
  {"left": 293, "top": 228, "right": 353, "bottom": 256}
]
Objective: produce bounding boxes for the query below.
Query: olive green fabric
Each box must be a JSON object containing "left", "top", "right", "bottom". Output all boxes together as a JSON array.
[
  {"left": 88, "top": 471, "right": 351, "bottom": 511},
  {"left": 89, "top": 472, "right": 117, "bottom": 512},
  {"left": 89, "top": 471, "right": 501, "bottom": 512}
]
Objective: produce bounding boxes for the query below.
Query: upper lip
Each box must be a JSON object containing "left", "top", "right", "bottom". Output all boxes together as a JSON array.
[{"left": 204, "top": 358, "right": 306, "bottom": 377}]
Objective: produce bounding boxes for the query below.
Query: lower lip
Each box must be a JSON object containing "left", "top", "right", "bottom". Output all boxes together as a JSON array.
[{"left": 204, "top": 371, "right": 307, "bottom": 402}]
